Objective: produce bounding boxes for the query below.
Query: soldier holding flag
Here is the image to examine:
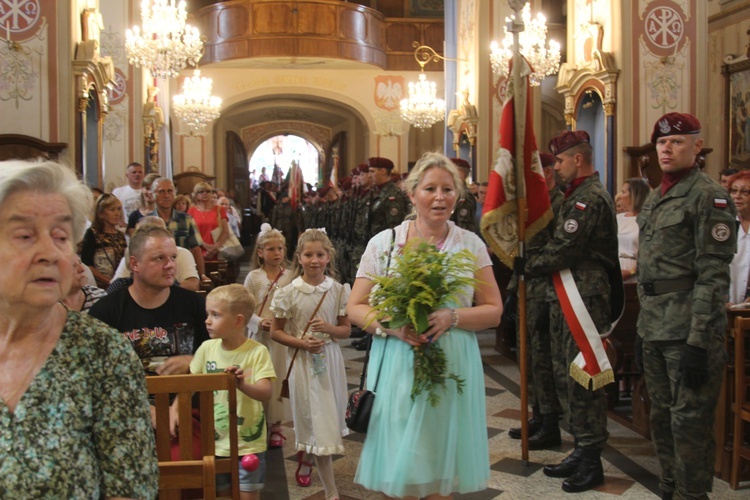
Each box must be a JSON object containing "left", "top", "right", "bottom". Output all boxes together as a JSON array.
[{"left": 525, "top": 131, "right": 620, "bottom": 493}]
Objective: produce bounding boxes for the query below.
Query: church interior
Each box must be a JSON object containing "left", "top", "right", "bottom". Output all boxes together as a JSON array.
[{"left": 3, "top": 0, "right": 750, "bottom": 498}]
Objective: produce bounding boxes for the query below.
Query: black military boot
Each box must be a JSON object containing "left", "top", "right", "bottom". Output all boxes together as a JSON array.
[
  {"left": 508, "top": 408, "right": 542, "bottom": 439},
  {"left": 528, "top": 414, "right": 561, "bottom": 450},
  {"left": 543, "top": 447, "right": 583, "bottom": 478},
  {"left": 561, "top": 447, "right": 604, "bottom": 493}
]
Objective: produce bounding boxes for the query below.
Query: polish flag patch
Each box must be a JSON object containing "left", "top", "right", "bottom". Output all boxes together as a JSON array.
[
  {"left": 575, "top": 201, "right": 587, "bottom": 211},
  {"left": 714, "top": 198, "right": 728, "bottom": 209}
]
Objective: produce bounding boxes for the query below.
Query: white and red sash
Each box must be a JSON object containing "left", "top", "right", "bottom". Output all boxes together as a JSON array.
[{"left": 552, "top": 269, "right": 616, "bottom": 391}]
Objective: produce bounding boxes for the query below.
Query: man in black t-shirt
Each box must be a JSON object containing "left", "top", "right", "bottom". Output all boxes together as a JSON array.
[{"left": 90, "top": 226, "right": 209, "bottom": 375}]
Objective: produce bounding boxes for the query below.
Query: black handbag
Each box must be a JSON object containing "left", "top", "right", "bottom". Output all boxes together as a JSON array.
[
  {"left": 345, "top": 336, "right": 387, "bottom": 433},
  {"left": 345, "top": 229, "right": 395, "bottom": 433}
]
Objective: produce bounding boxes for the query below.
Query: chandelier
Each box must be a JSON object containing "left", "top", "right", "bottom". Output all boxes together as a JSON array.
[
  {"left": 125, "top": 0, "right": 204, "bottom": 80},
  {"left": 400, "top": 43, "right": 446, "bottom": 129},
  {"left": 490, "top": 3, "right": 561, "bottom": 86},
  {"left": 172, "top": 70, "right": 222, "bottom": 135}
]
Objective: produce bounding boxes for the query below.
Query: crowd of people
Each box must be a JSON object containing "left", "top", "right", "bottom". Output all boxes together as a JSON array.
[{"left": 1, "top": 111, "right": 742, "bottom": 500}]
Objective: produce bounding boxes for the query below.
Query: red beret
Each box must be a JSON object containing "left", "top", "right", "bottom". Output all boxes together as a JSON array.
[
  {"left": 353, "top": 163, "right": 369, "bottom": 175},
  {"left": 651, "top": 112, "right": 701, "bottom": 143},
  {"left": 539, "top": 152, "right": 556, "bottom": 167},
  {"left": 549, "top": 130, "right": 590, "bottom": 155},
  {"left": 317, "top": 186, "right": 331, "bottom": 198},
  {"left": 338, "top": 176, "right": 352, "bottom": 191},
  {"left": 367, "top": 157, "right": 394, "bottom": 171},
  {"left": 450, "top": 158, "right": 471, "bottom": 171}
]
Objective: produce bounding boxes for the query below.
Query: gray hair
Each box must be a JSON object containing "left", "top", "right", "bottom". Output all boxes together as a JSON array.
[{"left": 0, "top": 159, "right": 92, "bottom": 243}]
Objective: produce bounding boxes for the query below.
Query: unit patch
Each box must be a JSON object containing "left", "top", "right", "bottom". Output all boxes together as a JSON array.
[
  {"left": 711, "top": 223, "right": 730, "bottom": 242},
  {"left": 563, "top": 219, "right": 579, "bottom": 233},
  {"left": 575, "top": 201, "right": 587, "bottom": 211}
]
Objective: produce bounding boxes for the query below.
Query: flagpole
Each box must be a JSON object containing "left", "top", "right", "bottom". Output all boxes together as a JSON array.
[{"left": 508, "top": 0, "right": 529, "bottom": 464}]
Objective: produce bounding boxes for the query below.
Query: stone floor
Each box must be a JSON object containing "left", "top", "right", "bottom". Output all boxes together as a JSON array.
[{"left": 234, "top": 260, "right": 748, "bottom": 499}]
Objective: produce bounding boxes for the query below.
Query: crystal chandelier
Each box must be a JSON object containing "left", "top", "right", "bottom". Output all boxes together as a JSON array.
[
  {"left": 400, "top": 43, "right": 447, "bottom": 129},
  {"left": 125, "top": 0, "right": 204, "bottom": 80},
  {"left": 172, "top": 70, "right": 222, "bottom": 135},
  {"left": 400, "top": 73, "right": 446, "bottom": 129},
  {"left": 490, "top": 3, "right": 561, "bottom": 86}
]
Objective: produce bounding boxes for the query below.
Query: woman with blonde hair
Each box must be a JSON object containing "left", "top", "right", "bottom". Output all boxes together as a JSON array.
[
  {"left": 81, "top": 193, "right": 127, "bottom": 288},
  {"left": 188, "top": 181, "right": 229, "bottom": 259},
  {"left": 348, "top": 151, "right": 503, "bottom": 499}
]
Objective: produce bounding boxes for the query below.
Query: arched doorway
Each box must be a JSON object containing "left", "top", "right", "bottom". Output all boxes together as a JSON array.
[{"left": 249, "top": 135, "right": 321, "bottom": 188}]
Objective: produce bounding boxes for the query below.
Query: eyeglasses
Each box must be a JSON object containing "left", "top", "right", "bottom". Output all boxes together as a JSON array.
[{"left": 729, "top": 188, "right": 750, "bottom": 196}]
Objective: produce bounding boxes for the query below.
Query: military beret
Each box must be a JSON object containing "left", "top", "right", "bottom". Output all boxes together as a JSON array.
[
  {"left": 539, "top": 152, "right": 556, "bottom": 168},
  {"left": 549, "top": 130, "right": 590, "bottom": 155},
  {"left": 450, "top": 158, "right": 471, "bottom": 171},
  {"left": 339, "top": 176, "right": 352, "bottom": 191},
  {"left": 651, "top": 112, "right": 701, "bottom": 143},
  {"left": 354, "top": 163, "right": 369, "bottom": 175},
  {"left": 317, "top": 185, "right": 331, "bottom": 198},
  {"left": 367, "top": 157, "right": 394, "bottom": 171}
]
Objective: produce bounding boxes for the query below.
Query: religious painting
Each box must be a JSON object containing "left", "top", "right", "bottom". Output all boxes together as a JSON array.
[
  {"left": 406, "top": 0, "right": 444, "bottom": 18},
  {"left": 725, "top": 54, "right": 750, "bottom": 170}
]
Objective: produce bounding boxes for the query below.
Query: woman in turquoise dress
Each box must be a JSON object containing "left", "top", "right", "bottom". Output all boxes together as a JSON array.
[{"left": 347, "top": 152, "right": 503, "bottom": 499}]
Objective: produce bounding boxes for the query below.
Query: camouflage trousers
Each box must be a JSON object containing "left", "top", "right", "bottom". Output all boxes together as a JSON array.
[
  {"left": 642, "top": 338, "right": 726, "bottom": 499},
  {"left": 549, "top": 294, "right": 609, "bottom": 450},
  {"left": 349, "top": 245, "right": 365, "bottom": 284},
  {"left": 517, "top": 296, "right": 562, "bottom": 416}
]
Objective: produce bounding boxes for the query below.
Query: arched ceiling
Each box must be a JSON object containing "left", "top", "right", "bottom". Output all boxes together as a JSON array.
[{"left": 219, "top": 94, "right": 364, "bottom": 131}]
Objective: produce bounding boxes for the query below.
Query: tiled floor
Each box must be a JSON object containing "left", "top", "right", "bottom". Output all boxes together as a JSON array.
[
  {"left": 234, "top": 261, "right": 748, "bottom": 499},
  {"left": 255, "top": 331, "right": 748, "bottom": 499}
]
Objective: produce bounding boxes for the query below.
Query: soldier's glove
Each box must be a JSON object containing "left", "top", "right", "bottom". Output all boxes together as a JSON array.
[
  {"left": 680, "top": 344, "right": 708, "bottom": 390},
  {"left": 513, "top": 255, "right": 526, "bottom": 277}
]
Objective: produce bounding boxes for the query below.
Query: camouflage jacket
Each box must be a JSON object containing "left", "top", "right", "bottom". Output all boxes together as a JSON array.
[
  {"left": 526, "top": 173, "right": 619, "bottom": 300},
  {"left": 636, "top": 167, "right": 736, "bottom": 347},
  {"left": 352, "top": 189, "right": 372, "bottom": 246},
  {"left": 271, "top": 201, "right": 297, "bottom": 241},
  {"left": 368, "top": 181, "right": 409, "bottom": 239},
  {"left": 451, "top": 193, "right": 478, "bottom": 233}
]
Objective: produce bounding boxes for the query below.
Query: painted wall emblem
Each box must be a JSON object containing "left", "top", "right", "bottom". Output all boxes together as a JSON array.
[
  {"left": 374, "top": 76, "right": 404, "bottom": 111},
  {"left": 0, "top": 0, "right": 41, "bottom": 34},
  {"left": 642, "top": 2, "right": 686, "bottom": 56},
  {"left": 108, "top": 69, "right": 127, "bottom": 105}
]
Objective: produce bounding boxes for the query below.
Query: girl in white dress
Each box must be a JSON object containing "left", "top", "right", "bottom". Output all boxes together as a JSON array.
[
  {"left": 243, "top": 223, "right": 293, "bottom": 448},
  {"left": 270, "top": 229, "right": 351, "bottom": 500}
]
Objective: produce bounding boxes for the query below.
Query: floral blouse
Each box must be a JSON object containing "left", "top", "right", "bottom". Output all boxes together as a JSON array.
[{"left": 0, "top": 311, "right": 159, "bottom": 499}]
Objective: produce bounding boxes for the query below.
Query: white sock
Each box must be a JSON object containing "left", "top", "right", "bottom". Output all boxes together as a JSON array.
[{"left": 314, "top": 454, "right": 338, "bottom": 499}]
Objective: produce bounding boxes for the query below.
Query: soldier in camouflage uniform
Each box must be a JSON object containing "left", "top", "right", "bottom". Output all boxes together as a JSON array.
[
  {"left": 367, "top": 157, "right": 409, "bottom": 238},
  {"left": 350, "top": 163, "right": 373, "bottom": 285},
  {"left": 525, "top": 131, "right": 619, "bottom": 493},
  {"left": 449, "top": 158, "right": 478, "bottom": 232},
  {"left": 508, "top": 152, "right": 564, "bottom": 450},
  {"left": 637, "top": 113, "right": 736, "bottom": 500},
  {"left": 270, "top": 189, "right": 299, "bottom": 260}
]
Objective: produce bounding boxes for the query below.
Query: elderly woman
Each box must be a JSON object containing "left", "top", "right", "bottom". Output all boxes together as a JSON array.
[
  {"left": 126, "top": 172, "right": 161, "bottom": 236},
  {"left": 188, "top": 181, "right": 229, "bottom": 259},
  {"left": 728, "top": 170, "right": 750, "bottom": 305},
  {"left": 0, "top": 160, "right": 157, "bottom": 498},
  {"left": 62, "top": 257, "right": 107, "bottom": 313},
  {"left": 347, "top": 152, "right": 503, "bottom": 499},
  {"left": 616, "top": 177, "right": 651, "bottom": 282}
]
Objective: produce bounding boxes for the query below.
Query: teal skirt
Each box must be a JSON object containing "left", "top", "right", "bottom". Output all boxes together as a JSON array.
[{"left": 354, "top": 329, "right": 490, "bottom": 497}]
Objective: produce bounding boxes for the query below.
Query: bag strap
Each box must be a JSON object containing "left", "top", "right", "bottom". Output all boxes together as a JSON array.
[
  {"left": 258, "top": 269, "right": 284, "bottom": 317},
  {"left": 358, "top": 227, "right": 396, "bottom": 392},
  {"left": 283, "top": 288, "right": 329, "bottom": 383}
]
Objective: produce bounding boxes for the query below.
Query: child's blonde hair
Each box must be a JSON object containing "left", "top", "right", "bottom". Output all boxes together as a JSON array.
[
  {"left": 250, "top": 223, "right": 288, "bottom": 270},
  {"left": 207, "top": 284, "right": 256, "bottom": 327},
  {"left": 292, "top": 228, "right": 339, "bottom": 281}
]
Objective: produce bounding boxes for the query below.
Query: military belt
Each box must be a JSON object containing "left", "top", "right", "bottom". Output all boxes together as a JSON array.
[{"left": 641, "top": 277, "right": 694, "bottom": 296}]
